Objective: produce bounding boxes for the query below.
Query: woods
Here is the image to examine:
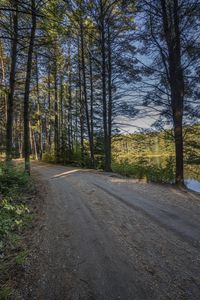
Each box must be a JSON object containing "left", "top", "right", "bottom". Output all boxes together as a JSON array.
[
  {"left": 0, "top": 0, "right": 200, "bottom": 185},
  {"left": 1, "top": 2, "right": 200, "bottom": 299}
]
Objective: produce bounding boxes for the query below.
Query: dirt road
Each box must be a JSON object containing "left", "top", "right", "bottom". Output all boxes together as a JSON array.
[{"left": 20, "top": 162, "right": 200, "bottom": 300}]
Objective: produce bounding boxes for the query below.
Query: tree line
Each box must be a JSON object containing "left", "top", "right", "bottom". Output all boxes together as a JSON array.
[{"left": 0, "top": 0, "right": 199, "bottom": 185}]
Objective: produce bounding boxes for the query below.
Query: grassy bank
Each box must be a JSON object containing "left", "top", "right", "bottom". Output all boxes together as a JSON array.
[
  {"left": 112, "top": 156, "right": 175, "bottom": 183},
  {"left": 0, "top": 162, "right": 35, "bottom": 300},
  {"left": 112, "top": 156, "right": 200, "bottom": 183}
]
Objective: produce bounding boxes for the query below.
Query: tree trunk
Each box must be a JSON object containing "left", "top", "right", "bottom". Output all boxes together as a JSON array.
[
  {"left": 160, "top": 0, "right": 184, "bottom": 186},
  {"left": 23, "top": 0, "right": 36, "bottom": 174},
  {"left": 173, "top": 109, "right": 184, "bottom": 185},
  {"left": 35, "top": 52, "right": 43, "bottom": 160},
  {"left": 54, "top": 55, "right": 59, "bottom": 163},
  {"left": 100, "top": 1, "right": 110, "bottom": 171},
  {"left": 89, "top": 50, "right": 95, "bottom": 167},
  {"left": 107, "top": 24, "right": 112, "bottom": 171},
  {"left": 60, "top": 74, "right": 64, "bottom": 161},
  {"left": 67, "top": 45, "right": 72, "bottom": 162},
  {"left": 47, "top": 65, "right": 51, "bottom": 148},
  {"left": 0, "top": 40, "right": 7, "bottom": 126},
  {"left": 80, "top": 19, "right": 94, "bottom": 167},
  {"left": 78, "top": 37, "right": 84, "bottom": 165},
  {"left": 6, "top": 0, "right": 18, "bottom": 161}
]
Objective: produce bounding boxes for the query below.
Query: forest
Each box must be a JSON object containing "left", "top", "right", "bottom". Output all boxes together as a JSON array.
[
  {"left": 0, "top": 0, "right": 200, "bottom": 185},
  {"left": 1, "top": 1, "right": 200, "bottom": 299}
]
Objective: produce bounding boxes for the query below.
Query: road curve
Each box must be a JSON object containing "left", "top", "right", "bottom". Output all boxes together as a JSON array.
[{"left": 21, "top": 162, "right": 200, "bottom": 300}]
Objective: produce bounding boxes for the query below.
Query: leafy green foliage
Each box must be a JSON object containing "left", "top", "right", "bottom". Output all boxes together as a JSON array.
[
  {"left": 0, "top": 199, "right": 30, "bottom": 237},
  {"left": 0, "top": 287, "right": 12, "bottom": 300},
  {"left": 0, "top": 162, "right": 29, "bottom": 196},
  {"left": 42, "top": 149, "right": 55, "bottom": 163},
  {"left": 0, "top": 162, "right": 33, "bottom": 299},
  {"left": 15, "top": 250, "right": 28, "bottom": 265}
]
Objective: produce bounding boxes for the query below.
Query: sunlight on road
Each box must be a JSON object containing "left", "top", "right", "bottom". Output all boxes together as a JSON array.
[
  {"left": 110, "top": 178, "right": 147, "bottom": 184},
  {"left": 52, "top": 169, "right": 81, "bottom": 179}
]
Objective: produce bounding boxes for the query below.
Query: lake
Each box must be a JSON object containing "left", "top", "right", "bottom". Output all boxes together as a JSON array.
[{"left": 113, "top": 155, "right": 200, "bottom": 193}]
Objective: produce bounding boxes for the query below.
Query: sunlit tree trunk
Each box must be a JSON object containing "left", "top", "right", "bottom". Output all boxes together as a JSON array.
[
  {"left": 6, "top": 0, "right": 18, "bottom": 161},
  {"left": 0, "top": 41, "right": 7, "bottom": 126},
  {"left": 35, "top": 52, "right": 43, "bottom": 160}
]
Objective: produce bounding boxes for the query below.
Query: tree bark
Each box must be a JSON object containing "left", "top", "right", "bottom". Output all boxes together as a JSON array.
[
  {"left": 35, "top": 52, "right": 43, "bottom": 160},
  {"left": 54, "top": 54, "right": 59, "bottom": 163},
  {"left": 80, "top": 18, "right": 94, "bottom": 167},
  {"left": 89, "top": 50, "right": 95, "bottom": 167},
  {"left": 160, "top": 0, "right": 184, "bottom": 185},
  {"left": 107, "top": 24, "right": 112, "bottom": 171},
  {"left": 78, "top": 38, "right": 85, "bottom": 165},
  {"left": 0, "top": 40, "right": 7, "bottom": 126},
  {"left": 6, "top": 0, "right": 18, "bottom": 161},
  {"left": 67, "top": 45, "right": 72, "bottom": 162},
  {"left": 47, "top": 64, "right": 51, "bottom": 148},
  {"left": 100, "top": 0, "right": 110, "bottom": 171},
  {"left": 23, "top": 0, "right": 36, "bottom": 174}
]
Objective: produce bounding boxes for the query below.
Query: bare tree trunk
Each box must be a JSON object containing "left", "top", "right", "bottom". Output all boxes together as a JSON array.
[
  {"left": 59, "top": 74, "right": 64, "bottom": 161},
  {"left": 0, "top": 40, "right": 7, "bottom": 126},
  {"left": 23, "top": 0, "right": 36, "bottom": 174},
  {"left": 29, "top": 122, "right": 33, "bottom": 158},
  {"left": 47, "top": 65, "right": 51, "bottom": 148},
  {"left": 75, "top": 89, "right": 78, "bottom": 152},
  {"left": 107, "top": 24, "right": 112, "bottom": 171},
  {"left": 54, "top": 54, "right": 59, "bottom": 163},
  {"left": 80, "top": 19, "right": 94, "bottom": 167},
  {"left": 19, "top": 113, "right": 23, "bottom": 158},
  {"left": 35, "top": 52, "right": 43, "bottom": 160},
  {"left": 160, "top": 0, "right": 184, "bottom": 185},
  {"left": 67, "top": 45, "right": 72, "bottom": 162},
  {"left": 6, "top": 0, "right": 18, "bottom": 161},
  {"left": 78, "top": 37, "right": 84, "bottom": 165},
  {"left": 89, "top": 50, "right": 95, "bottom": 167},
  {"left": 100, "top": 1, "right": 110, "bottom": 171},
  {"left": 173, "top": 109, "right": 184, "bottom": 185},
  {"left": 30, "top": 122, "right": 38, "bottom": 160}
]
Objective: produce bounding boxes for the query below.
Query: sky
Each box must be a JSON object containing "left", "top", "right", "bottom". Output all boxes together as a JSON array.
[{"left": 115, "top": 115, "right": 156, "bottom": 133}]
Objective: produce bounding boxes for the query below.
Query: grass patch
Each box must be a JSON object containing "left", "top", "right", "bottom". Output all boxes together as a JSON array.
[
  {"left": 0, "top": 162, "right": 34, "bottom": 299},
  {"left": 0, "top": 287, "right": 12, "bottom": 300}
]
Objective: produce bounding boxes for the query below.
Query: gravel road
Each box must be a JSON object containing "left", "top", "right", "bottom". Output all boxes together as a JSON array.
[{"left": 20, "top": 162, "right": 200, "bottom": 300}]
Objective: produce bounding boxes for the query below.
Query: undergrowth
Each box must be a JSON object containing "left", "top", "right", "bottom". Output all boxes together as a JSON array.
[{"left": 0, "top": 162, "right": 34, "bottom": 300}]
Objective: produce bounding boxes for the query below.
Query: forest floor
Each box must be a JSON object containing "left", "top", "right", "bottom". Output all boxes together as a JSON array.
[{"left": 17, "top": 161, "right": 200, "bottom": 300}]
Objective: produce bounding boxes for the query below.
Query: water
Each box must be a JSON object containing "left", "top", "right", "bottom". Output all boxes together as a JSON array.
[
  {"left": 117, "top": 155, "right": 200, "bottom": 192},
  {"left": 185, "top": 179, "right": 200, "bottom": 193}
]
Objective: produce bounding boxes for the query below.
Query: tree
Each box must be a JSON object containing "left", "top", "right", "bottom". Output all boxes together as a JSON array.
[
  {"left": 6, "top": 0, "right": 19, "bottom": 161},
  {"left": 23, "top": 0, "right": 37, "bottom": 174},
  {"left": 138, "top": 0, "right": 200, "bottom": 185}
]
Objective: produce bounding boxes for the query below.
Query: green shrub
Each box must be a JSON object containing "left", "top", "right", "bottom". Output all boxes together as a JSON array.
[
  {"left": 42, "top": 150, "right": 55, "bottom": 163},
  {"left": 0, "top": 287, "right": 12, "bottom": 300},
  {"left": 0, "top": 162, "right": 33, "bottom": 299},
  {"left": 0, "top": 162, "right": 29, "bottom": 197}
]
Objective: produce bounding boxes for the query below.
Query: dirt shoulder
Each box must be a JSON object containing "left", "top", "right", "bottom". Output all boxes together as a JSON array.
[
  {"left": 10, "top": 175, "right": 46, "bottom": 300},
  {"left": 0, "top": 162, "right": 46, "bottom": 300}
]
